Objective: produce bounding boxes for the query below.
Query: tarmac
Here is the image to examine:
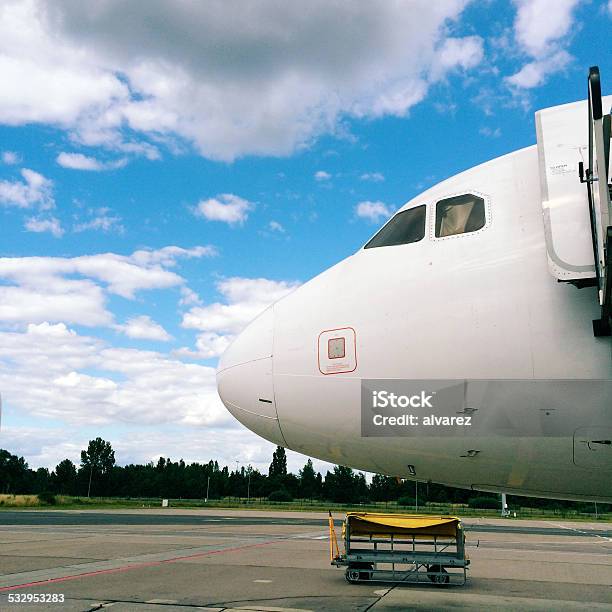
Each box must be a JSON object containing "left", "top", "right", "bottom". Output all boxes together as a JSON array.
[{"left": 0, "top": 508, "right": 610, "bottom": 611}]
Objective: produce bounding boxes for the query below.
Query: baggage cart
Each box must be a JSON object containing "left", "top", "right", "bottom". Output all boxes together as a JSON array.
[{"left": 329, "top": 512, "right": 469, "bottom": 585}]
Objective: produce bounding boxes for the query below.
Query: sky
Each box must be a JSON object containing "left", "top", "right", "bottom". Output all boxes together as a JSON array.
[{"left": 0, "top": 0, "right": 610, "bottom": 475}]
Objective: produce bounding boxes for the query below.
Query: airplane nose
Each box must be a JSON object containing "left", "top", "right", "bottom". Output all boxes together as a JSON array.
[{"left": 216, "top": 307, "right": 286, "bottom": 446}]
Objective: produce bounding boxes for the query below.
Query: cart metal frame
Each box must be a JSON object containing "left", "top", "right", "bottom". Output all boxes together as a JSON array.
[{"left": 331, "top": 513, "right": 469, "bottom": 586}]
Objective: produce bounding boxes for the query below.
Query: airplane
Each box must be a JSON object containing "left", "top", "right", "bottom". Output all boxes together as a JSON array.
[{"left": 217, "top": 66, "right": 612, "bottom": 503}]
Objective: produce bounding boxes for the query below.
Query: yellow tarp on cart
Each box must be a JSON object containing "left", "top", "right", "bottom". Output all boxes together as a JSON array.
[{"left": 346, "top": 513, "right": 461, "bottom": 538}]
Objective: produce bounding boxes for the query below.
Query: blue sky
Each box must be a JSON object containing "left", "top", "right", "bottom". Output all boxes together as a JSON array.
[{"left": 0, "top": 0, "right": 610, "bottom": 474}]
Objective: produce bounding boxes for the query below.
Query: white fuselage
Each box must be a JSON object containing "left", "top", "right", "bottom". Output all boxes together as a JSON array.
[{"left": 217, "top": 104, "right": 612, "bottom": 502}]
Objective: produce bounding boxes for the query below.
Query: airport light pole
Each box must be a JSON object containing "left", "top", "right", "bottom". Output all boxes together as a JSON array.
[
  {"left": 205, "top": 475, "right": 210, "bottom": 503},
  {"left": 501, "top": 493, "right": 509, "bottom": 517}
]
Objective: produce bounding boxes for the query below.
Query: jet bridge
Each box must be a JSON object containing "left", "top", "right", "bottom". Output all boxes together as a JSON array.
[{"left": 536, "top": 66, "right": 612, "bottom": 336}]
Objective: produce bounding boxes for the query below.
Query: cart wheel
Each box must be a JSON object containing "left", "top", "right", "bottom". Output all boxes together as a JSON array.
[
  {"left": 345, "top": 568, "right": 361, "bottom": 583},
  {"left": 427, "top": 565, "right": 450, "bottom": 585},
  {"left": 345, "top": 563, "right": 373, "bottom": 583}
]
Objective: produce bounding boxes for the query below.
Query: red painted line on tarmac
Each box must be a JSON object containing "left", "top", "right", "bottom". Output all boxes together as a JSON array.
[{"left": 0, "top": 538, "right": 278, "bottom": 592}]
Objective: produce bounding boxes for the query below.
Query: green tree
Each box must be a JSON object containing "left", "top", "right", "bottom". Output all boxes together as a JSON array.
[
  {"left": 370, "top": 474, "right": 400, "bottom": 501},
  {"left": 0, "top": 449, "right": 31, "bottom": 493},
  {"left": 268, "top": 446, "right": 287, "bottom": 479},
  {"left": 80, "top": 438, "right": 115, "bottom": 497},
  {"left": 33, "top": 467, "right": 50, "bottom": 493},
  {"left": 355, "top": 472, "right": 369, "bottom": 502},
  {"left": 266, "top": 446, "right": 289, "bottom": 496},
  {"left": 299, "top": 459, "right": 318, "bottom": 499},
  {"left": 324, "top": 465, "right": 360, "bottom": 503},
  {"left": 53, "top": 459, "right": 77, "bottom": 495}
]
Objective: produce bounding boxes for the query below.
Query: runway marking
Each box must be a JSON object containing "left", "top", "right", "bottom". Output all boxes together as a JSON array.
[
  {"left": 0, "top": 537, "right": 285, "bottom": 593},
  {"left": 547, "top": 522, "right": 612, "bottom": 544},
  {"left": 284, "top": 530, "right": 328, "bottom": 540},
  {"left": 252, "top": 579, "right": 273, "bottom": 583},
  {"left": 146, "top": 599, "right": 178, "bottom": 604}
]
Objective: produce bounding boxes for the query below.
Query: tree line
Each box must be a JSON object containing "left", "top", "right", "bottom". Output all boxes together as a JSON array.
[{"left": 0, "top": 439, "right": 608, "bottom": 512}]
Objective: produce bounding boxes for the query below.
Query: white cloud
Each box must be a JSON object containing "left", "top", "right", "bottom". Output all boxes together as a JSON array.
[
  {"left": 2, "top": 150, "right": 21, "bottom": 164},
  {"left": 24, "top": 215, "right": 64, "bottom": 237},
  {"left": 183, "top": 277, "right": 299, "bottom": 335},
  {"left": 268, "top": 220, "right": 285, "bottom": 233},
  {"left": 512, "top": 0, "right": 578, "bottom": 57},
  {"left": 57, "top": 152, "right": 127, "bottom": 171},
  {"left": 114, "top": 315, "right": 172, "bottom": 341},
  {"left": 130, "top": 245, "right": 217, "bottom": 267},
  {"left": 355, "top": 200, "right": 394, "bottom": 223},
  {"left": 73, "top": 214, "right": 124, "bottom": 233},
  {"left": 0, "top": 246, "right": 216, "bottom": 326},
  {"left": 194, "top": 193, "right": 254, "bottom": 225},
  {"left": 0, "top": 255, "right": 179, "bottom": 300},
  {"left": 175, "top": 331, "right": 232, "bottom": 360},
  {"left": 0, "top": 323, "right": 225, "bottom": 428},
  {"left": 505, "top": 50, "right": 571, "bottom": 89},
  {"left": 0, "top": 168, "right": 54, "bottom": 209},
  {"left": 0, "top": 281, "right": 111, "bottom": 327},
  {"left": 506, "top": 0, "right": 579, "bottom": 89},
  {"left": 0, "top": 1, "right": 482, "bottom": 161},
  {"left": 179, "top": 286, "right": 202, "bottom": 306},
  {"left": 479, "top": 126, "right": 502, "bottom": 138},
  {"left": 360, "top": 172, "right": 385, "bottom": 182},
  {"left": 314, "top": 170, "right": 331, "bottom": 181},
  {"left": 430, "top": 36, "right": 484, "bottom": 79}
]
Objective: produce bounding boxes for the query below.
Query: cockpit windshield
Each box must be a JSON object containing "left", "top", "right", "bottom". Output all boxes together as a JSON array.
[
  {"left": 435, "top": 194, "right": 485, "bottom": 237},
  {"left": 364, "top": 205, "right": 426, "bottom": 249}
]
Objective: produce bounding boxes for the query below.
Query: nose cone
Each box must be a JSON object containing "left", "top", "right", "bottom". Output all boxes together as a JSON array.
[{"left": 217, "top": 307, "right": 286, "bottom": 446}]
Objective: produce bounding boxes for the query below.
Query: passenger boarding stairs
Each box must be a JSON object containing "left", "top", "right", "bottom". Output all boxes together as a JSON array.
[{"left": 536, "top": 66, "right": 612, "bottom": 336}]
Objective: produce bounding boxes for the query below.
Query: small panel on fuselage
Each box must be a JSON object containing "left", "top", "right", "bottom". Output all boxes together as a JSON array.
[{"left": 318, "top": 327, "right": 356, "bottom": 375}]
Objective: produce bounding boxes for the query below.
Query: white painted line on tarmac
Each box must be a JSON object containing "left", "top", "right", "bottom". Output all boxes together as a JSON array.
[
  {"left": 285, "top": 530, "right": 328, "bottom": 540},
  {"left": 253, "top": 579, "right": 273, "bottom": 583},
  {"left": 547, "top": 522, "right": 612, "bottom": 543}
]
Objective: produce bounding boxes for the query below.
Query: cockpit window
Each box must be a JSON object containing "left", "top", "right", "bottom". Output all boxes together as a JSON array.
[
  {"left": 435, "top": 194, "right": 485, "bottom": 237},
  {"left": 364, "top": 205, "right": 426, "bottom": 249}
]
